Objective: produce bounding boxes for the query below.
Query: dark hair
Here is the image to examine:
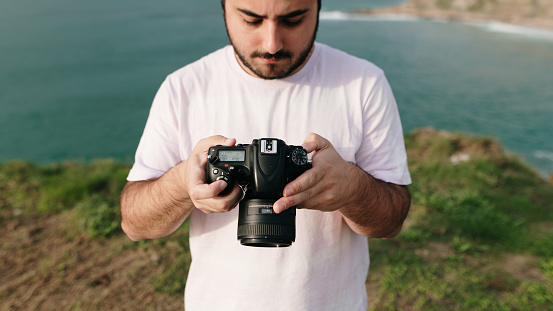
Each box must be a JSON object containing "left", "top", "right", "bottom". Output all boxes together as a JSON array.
[{"left": 221, "top": 0, "right": 321, "bottom": 11}]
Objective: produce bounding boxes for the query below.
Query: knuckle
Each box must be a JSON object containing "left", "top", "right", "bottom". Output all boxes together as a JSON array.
[
  {"left": 197, "top": 204, "right": 214, "bottom": 214},
  {"left": 288, "top": 181, "right": 302, "bottom": 195},
  {"left": 213, "top": 201, "right": 230, "bottom": 213},
  {"left": 325, "top": 179, "right": 337, "bottom": 191},
  {"left": 323, "top": 191, "right": 337, "bottom": 203},
  {"left": 307, "top": 171, "right": 319, "bottom": 187},
  {"left": 300, "top": 188, "right": 314, "bottom": 204},
  {"left": 285, "top": 196, "right": 297, "bottom": 208}
]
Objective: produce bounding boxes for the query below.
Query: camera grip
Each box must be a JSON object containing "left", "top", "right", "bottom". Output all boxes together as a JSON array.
[
  {"left": 206, "top": 159, "right": 236, "bottom": 196},
  {"left": 216, "top": 172, "right": 235, "bottom": 196}
]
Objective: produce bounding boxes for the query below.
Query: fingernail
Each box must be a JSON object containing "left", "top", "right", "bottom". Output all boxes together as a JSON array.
[
  {"left": 274, "top": 203, "right": 285, "bottom": 214},
  {"left": 283, "top": 189, "right": 292, "bottom": 197}
]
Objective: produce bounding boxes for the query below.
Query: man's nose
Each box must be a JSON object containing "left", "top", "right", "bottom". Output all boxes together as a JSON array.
[{"left": 263, "top": 22, "right": 283, "bottom": 55}]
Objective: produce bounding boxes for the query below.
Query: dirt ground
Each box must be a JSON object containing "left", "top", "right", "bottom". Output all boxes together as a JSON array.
[
  {"left": 0, "top": 212, "right": 182, "bottom": 311},
  {"left": 1, "top": 211, "right": 384, "bottom": 311},
  {"left": 2, "top": 210, "right": 549, "bottom": 310}
]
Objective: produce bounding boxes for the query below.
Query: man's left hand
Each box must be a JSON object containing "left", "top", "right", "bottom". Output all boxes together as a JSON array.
[{"left": 273, "top": 133, "right": 359, "bottom": 213}]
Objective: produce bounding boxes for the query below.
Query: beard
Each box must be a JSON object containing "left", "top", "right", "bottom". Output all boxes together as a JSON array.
[
  {"left": 224, "top": 16, "right": 318, "bottom": 80},
  {"left": 232, "top": 38, "right": 315, "bottom": 80}
]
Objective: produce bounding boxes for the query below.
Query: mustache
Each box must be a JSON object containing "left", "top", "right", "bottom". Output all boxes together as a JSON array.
[{"left": 251, "top": 50, "right": 292, "bottom": 60}]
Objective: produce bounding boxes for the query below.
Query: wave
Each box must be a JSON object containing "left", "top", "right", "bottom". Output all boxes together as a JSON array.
[
  {"left": 465, "top": 21, "right": 553, "bottom": 41},
  {"left": 320, "top": 10, "right": 421, "bottom": 22},
  {"left": 320, "top": 10, "right": 553, "bottom": 41},
  {"left": 534, "top": 150, "right": 553, "bottom": 162}
]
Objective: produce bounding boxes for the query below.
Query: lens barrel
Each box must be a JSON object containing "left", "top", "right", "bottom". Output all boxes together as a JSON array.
[{"left": 237, "top": 198, "right": 296, "bottom": 247}]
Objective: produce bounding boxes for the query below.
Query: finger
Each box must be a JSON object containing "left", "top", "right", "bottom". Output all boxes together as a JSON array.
[
  {"left": 273, "top": 195, "right": 302, "bottom": 214},
  {"left": 273, "top": 186, "right": 322, "bottom": 213},
  {"left": 189, "top": 180, "right": 228, "bottom": 201},
  {"left": 283, "top": 168, "right": 323, "bottom": 198},
  {"left": 222, "top": 137, "right": 237, "bottom": 146},
  {"left": 302, "top": 133, "right": 330, "bottom": 153},
  {"left": 194, "top": 136, "right": 236, "bottom": 154},
  {"left": 274, "top": 170, "right": 324, "bottom": 213},
  {"left": 227, "top": 185, "right": 245, "bottom": 211},
  {"left": 220, "top": 184, "right": 244, "bottom": 211},
  {"left": 273, "top": 198, "right": 288, "bottom": 214},
  {"left": 190, "top": 136, "right": 237, "bottom": 172},
  {"left": 194, "top": 182, "right": 243, "bottom": 213}
]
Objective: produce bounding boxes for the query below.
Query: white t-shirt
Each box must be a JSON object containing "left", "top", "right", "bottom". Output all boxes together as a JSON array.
[{"left": 128, "top": 43, "right": 411, "bottom": 311}]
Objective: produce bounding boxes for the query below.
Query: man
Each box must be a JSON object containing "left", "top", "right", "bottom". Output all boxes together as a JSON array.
[{"left": 120, "top": 0, "right": 411, "bottom": 310}]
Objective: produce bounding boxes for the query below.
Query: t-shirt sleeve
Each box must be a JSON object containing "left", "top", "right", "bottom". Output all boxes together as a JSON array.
[
  {"left": 356, "top": 72, "right": 411, "bottom": 185},
  {"left": 127, "top": 78, "right": 183, "bottom": 181}
]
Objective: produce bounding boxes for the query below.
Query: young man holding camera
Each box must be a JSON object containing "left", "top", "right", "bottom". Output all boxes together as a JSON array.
[{"left": 121, "top": 0, "right": 411, "bottom": 309}]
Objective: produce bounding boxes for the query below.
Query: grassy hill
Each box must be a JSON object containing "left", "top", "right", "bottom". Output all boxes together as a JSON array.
[{"left": 1, "top": 128, "right": 552, "bottom": 310}]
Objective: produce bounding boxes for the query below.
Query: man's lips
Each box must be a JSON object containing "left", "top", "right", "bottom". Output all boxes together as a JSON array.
[
  {"left": 260, "top": 57, "right": 281, "bottom": 64},
  {"left": 252, "top": 51, "right": 292, "bottom": 64}
]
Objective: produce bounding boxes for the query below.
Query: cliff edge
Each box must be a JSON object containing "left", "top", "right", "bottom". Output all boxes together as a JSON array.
[{"left": 359, "top": 0, "right": 553, "bottom": 30}]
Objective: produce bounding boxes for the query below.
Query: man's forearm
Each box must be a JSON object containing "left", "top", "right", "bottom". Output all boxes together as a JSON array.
[
  {"left": 120, "top": 163, "right": 194, "bottom": 241},
  {"left": 340, "top": 164, "right": 411, "bottom": 238}
]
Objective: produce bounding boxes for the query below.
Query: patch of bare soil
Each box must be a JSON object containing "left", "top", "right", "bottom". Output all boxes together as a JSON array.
[
  {"left": 414, "top": 242, "right": 546, "bottom": 283},
  {"left": 501, "top": 253, "right": 546, "bottom": 283},
  {"left": 0, "top": 212, "right": 182, "bottom": 311},
  {"left": 414, "top": 242, "right": 455, "bottom": 262}
]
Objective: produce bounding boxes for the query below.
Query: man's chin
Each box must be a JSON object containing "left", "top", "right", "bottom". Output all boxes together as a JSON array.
[
  {"left": 257, "top": 71, "right": 290, "bottom": 80},
  {"left": 251, "top": 66, "right": 291, "bottom": 80}
]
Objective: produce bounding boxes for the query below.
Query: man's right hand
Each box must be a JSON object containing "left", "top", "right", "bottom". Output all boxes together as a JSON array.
[
  {"left": 120, "top": 135, "right": 243, "bottom": 241},
  {"left": 183, "top": 135, "right": 244, "bottom": 213}
]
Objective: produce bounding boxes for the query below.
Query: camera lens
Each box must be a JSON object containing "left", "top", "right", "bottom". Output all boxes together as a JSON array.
[{"left": 237, "top": 198, "right": 296, "bottom": 247}]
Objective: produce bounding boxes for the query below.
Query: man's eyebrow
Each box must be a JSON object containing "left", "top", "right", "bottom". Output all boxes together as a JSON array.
[
  {"left": 280, "top": 9, "right": 310, "bottom": 19},
  {"left": 237, "top": 8, "right": 310, "bottom": 19}
]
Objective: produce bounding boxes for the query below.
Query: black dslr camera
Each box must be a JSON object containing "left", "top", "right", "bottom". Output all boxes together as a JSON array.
[{"left": 206, "top": 138, "right": 311, "bottom": 247}]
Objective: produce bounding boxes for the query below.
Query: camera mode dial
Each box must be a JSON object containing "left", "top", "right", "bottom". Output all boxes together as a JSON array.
[{"left": 290, "top": 148, "right": 308, "bottom": 166}]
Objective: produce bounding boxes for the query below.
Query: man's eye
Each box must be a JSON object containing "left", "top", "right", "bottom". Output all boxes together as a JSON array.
[
  {"left": 282, "top": 18, "right": 303, "bottom": 27},
  {"left": 245, "top": 19, "right": 262, "bottom": 26}
]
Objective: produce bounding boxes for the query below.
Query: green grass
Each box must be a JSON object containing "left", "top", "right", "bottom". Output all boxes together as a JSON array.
[
  {"left": 0, "top": 160, "right": 129, "bottom": 214},
  {"left": 1, "top": 128, "right": 552, "bottom": 310},
  {"left": 367, "top": 128, "right": 553, "bottom": 310}
]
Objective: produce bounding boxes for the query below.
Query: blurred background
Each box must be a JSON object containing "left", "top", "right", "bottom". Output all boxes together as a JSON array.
[
  {"left": 2, "top": 1, "right": 553, "bottom": 310},
  {"left": 1, "top": 0, "right": 552, "bottom": 177}
]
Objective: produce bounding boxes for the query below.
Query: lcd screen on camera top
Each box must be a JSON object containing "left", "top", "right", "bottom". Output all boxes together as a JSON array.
[{"left": 219, "top": 150, "right": 246, "bottom": 162}]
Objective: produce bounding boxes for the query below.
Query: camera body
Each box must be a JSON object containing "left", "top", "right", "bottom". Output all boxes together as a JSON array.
[{"left": 206, "top": 138, "right": 311, "bottom": 247}]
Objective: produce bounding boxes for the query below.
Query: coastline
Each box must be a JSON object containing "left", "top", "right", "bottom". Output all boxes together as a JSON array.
[{"left": 354, "top": 0, "right": 553, "bottom": 34}]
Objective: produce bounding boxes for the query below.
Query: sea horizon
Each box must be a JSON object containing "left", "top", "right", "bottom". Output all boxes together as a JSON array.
[{"left": 1, "top": 0, "right": 552, "bottom": 177}]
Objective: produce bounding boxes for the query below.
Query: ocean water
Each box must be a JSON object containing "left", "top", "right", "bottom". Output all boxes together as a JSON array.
[{"left": 1, "top": 0, "right": 552, "bottom": 177}]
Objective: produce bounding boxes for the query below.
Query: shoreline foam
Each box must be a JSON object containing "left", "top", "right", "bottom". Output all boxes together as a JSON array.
[{"left": 320, "top": 10, "right": 553, "bottom": 41}]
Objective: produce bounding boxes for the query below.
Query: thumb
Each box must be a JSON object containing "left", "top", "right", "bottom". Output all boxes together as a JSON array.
[
  {"left": 195, "top": 135, "right": 236, "bottom": 154},
  {"left": 302, "top": 133, "right": 330, "bottom": 153},
  {"left": 210, "top": 135, "right": 236, "bottom": 147}
]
